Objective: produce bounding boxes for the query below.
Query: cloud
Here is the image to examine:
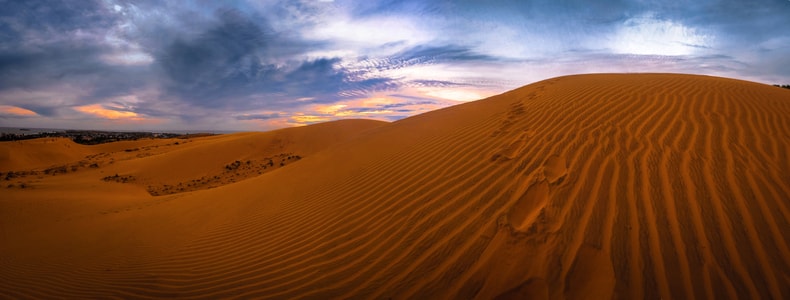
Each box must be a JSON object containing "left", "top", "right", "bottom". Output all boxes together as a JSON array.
[
  {"left": 152, "top": 8, "right": 402, "bottom": 111},
  {"left": 395, "top": 44, "right": 499, "bottom": 64},
  {"left": 74, "top": 104, "right": 142, "bottom": 120},
  {"left": 1, "top": 0, "right": 789, "bottom": 131},
  {"left": 290, "top": 114, "right": 332, "bottom": 124},
  {"left": 158, "top": 9, "right": 269, "bottom": 94},
  {"left": 353, "top": 44, "right": 499, "bottom": 74},
  {"left": 235, "top": 113, "right": 283, "bottom": 121},
  {"left": 0, "top": 1, "right": 116, "bottom": 43},
  {"left": 0, "top": 44, "right": 108, "bottom": 91},
  {"left": 406, "top": 79, "right": 469, "bottom": 88},
  {"left": 0, "top": 0, "right": 158, "bottom": 119},
  {"left": 0, "top": 2, "right": 402, "bottom": 126},
  {"left": 339, "top": 44, "right": 506, "bottom": 97},
  {"left": 608, "top": 13, "right": 713, "bottom": 56},
  {"left": 298, "top": 93, "right": 454, "bottom": 124},
  {"left": 0, "top": 105, "right": 38, "bottom": 117}
]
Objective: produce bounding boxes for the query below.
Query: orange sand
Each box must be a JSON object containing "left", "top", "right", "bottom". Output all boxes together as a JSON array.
[{"left": 1, "top": 74, "right": 789, "bottom": 299}]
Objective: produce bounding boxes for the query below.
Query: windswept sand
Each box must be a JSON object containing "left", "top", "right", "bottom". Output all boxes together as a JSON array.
[{"left": 1, "top": 74, "right": 789, "bottom": 299}]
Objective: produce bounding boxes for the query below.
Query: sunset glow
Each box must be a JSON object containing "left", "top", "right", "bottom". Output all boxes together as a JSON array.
[
  {"left": 75, "top": 104, "right": 142, "bottom": 120},
  {"left": 0, "top": 105, "right": 38, "bottom": 117},
  {"left": 0, "top": 1, "right": 787, "bottom": 131}
]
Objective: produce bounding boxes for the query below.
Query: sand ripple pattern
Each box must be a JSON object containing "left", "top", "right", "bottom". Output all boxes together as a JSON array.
[{"left": 1, "top": 74, "right": 789, "bottom": 299}]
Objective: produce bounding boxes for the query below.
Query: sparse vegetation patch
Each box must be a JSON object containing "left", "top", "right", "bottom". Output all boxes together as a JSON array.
[
  {"left": 102, "top": 174, "right": 136, "bottom": 183},
  {"left": 147, "top": 152, "right": 302, "bottom": 196}
]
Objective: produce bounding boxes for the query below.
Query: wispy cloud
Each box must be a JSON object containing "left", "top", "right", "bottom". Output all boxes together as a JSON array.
[
  {"left": 234, "top": 113, "right": 283, "bottom": 121},
  {"left": 1, "top": 0, "right": 788, "bottom": 130},
  {"left": 0, "top": 105, "right": 37, "bottom": 117},
  {"left": 74, "top": 104, "right": 143, "bottom": 120}
]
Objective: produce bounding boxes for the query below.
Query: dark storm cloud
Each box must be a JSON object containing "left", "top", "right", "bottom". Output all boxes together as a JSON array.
[
  {"left": 153, "top": 7, "right": 404, "bottom": 110},
  {"left": 0, "top": 0, "right": 115, "bottom": 46},
  {"left": 18, "top": 104, "right": 59, "bottom": 117},
  {"left": 0, "top": 0, "right": 117, "bottom": 90},
  {"left": 283, "top": 58, "right": 347, "bottom": 97},
  {"left": 0, "top": 45, "right": 152, "bottom": 115},
  {"left": 0, "top": 0, "right": 161, "bottom": 117},
  {"left": 0, "top": 46, "right": 103, "bottom": 90},
  {"left": 276, "top": 58, "right": 397, "bottom": 102},
  {"left": 0, "top": 1, "right": 401, "bottom": 120},
  {"left": 1, "top": 0, "right": 788, "bottom": 130},
  {"left": 159, "top": 9, "right": 268, "bottom": 85},
  {"left": 157, "top": 8, "right": 272, "bottom": 106}
]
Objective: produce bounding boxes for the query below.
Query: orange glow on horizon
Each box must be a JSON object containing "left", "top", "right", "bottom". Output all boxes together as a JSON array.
[
  {"left": 421, "top": 88, "right": 485, "bottom": 102},
  {"left": 316, "top": 104, "right": 348, "bottom": 115},
  {"left": 75, "top": 104, "right": 142, "bottom": 120},
  {"left": 291, "top": 114, "right": 332, "bottom": 124},
  {"left": 0, "top": 105, "right": 37, "bottom": 116},
  {"left": 241, "top": 92, "right": 474, "bottom": 130}
]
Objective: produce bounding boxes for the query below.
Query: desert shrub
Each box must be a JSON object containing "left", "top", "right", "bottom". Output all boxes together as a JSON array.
[
  {"left": 102, "top": 174, "right": 134, "bottom": 183},
  {"left": 225, "top": 160, "right": 242, "bottom": 170},
  {"left": 45, "top": 166, "right": 68, "bottom": 175}
]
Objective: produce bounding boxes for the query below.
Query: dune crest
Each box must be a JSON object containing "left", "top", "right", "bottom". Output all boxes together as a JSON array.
[{"left": 1, "top": 74, "right": 789, "bottom": 299}]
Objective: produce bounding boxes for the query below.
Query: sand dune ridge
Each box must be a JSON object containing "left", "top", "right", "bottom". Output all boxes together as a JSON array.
[{"left": 1, "top": 74, "right": 789, "bottom": 299}]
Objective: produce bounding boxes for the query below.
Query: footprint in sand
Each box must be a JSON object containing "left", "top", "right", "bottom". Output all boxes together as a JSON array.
[
  {"left": 499, "top": 138, "right": 525, "bottom": 161},
  {"left": 508, "top": 180, "right": 550, "bottom": 232},
  {"left": 543, "top": 155, "right": 567, "bottom": 184},
  {"left": 507, "top": 155, "right": 566, "bottom": 232},
  {"left": 564, "top": 245, "right": 615, "bottom": 300},
  {"left": 495, "top": 278, "right": 549, "bottom": 300},
  {"left": 491, "top": 130, "right": 536, "bottom": 162}
]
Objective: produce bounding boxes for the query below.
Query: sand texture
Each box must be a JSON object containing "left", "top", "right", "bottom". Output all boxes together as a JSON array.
[{"left": 1, "top": 74, "right": 789, "bottom": 299}]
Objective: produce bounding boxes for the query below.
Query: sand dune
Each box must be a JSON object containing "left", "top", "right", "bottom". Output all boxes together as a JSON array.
[
  {"left": 0, "top": 138, "right": 93, "bottom": 171},
  {"left": 1, "top": 74, "right": 789, "bottom": 299}
]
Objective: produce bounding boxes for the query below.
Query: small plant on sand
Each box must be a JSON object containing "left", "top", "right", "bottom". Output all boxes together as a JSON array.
[{"left": 225, "top": 160, "right": 242, "bottom": 171}]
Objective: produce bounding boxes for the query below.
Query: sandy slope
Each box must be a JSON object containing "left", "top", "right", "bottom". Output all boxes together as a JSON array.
[
  {"left": 1, "top": 74, "right": 789, "bottom": 299},
  {"left": 0, "top": 138, "right": 93, "bottom": 171}
]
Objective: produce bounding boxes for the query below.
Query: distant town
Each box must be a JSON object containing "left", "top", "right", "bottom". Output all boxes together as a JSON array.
[{"left": 0, "top": 128, "right": 217, "bottom": 145}]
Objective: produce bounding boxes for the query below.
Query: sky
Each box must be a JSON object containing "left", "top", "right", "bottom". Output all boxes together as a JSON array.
[{"left": 1, "top": 0, "right": 789, "bottom": 131}]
